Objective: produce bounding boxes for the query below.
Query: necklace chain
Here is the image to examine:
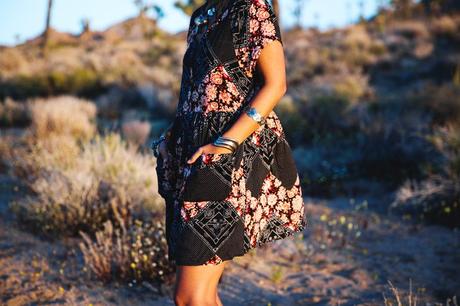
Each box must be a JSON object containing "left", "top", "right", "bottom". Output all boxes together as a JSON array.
[{"left": 192, "top": 4, "right": 228, "bottom": 37}]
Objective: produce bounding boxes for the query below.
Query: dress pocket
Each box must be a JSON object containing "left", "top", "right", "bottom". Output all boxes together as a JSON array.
[
  {"left": 270, "top": 139, "right": 299, "bottom": 189},
  {"left": 182, "top": 151, "right": 236, "bottom": 202}
]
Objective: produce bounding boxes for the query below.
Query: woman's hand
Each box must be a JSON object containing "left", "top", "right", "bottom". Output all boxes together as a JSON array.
[{"left": 187, "top": 143, "right": 233, "bottom": 164}]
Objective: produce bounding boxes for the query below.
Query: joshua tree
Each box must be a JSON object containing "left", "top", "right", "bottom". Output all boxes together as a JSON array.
[
  {"left": 81, "top": 17, "right": 91, "bottom": 34},
  {"left": 134, "top": 0, "right": 164, "bottom": 19},
  {"left": 293, "top": 0, "right": 307, "bottom": 29},
  {"left": 272, "top": 0, "right": 280, "bottom": 25},
  {"left": 42, "top": 0, "right": 53, "bottom": 50},
  {"left": 358, "top": 0, "right": 365, "bottom": 22},
  {"left": 173, "top": 0, "right": 205, "bottom": 16}
]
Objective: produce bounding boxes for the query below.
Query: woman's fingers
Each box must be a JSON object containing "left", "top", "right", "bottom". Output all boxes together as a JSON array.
[{"left": 187, "top": 147, "right": 204, "bottom": 164}]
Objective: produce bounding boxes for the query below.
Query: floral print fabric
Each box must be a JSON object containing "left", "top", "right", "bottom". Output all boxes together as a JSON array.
[{"left": 155, "top": 0, "right": 307, "bottom": 266}]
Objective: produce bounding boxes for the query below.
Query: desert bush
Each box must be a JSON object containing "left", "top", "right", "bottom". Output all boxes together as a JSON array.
[
  {"left": 79, "top": 213, "right": 174, "bottom": 287},
  {"left": 0, "top": 97, "right": 30, "bottom": 127},
  {"left": 339, "top": 45, "right": 375, "bottom": 70},
  {"left": 333, "top": 75, "right": 368, "bottom": 103},
  {"left": 389, "top": 175, "right": 460, "bottom": 227},
  {"left": 0, "top": 48, "right": 27, "bottom": 75},
  {"left": 28, "top": 95, "right": 97, "bottom": 141},
  {"left": 121, "top": 119, "right": 151, "bottom": 147},
  {"left": 78, "top": 133, "right": 160, "bottom": 211},
  {"left": 9, "top": 132, "right": 163, "bottom": 237},
  {"left": 408, "top": 83, "right": 460, "bottom": 126},
  {"left": 303, "top": 94, "right": 357, "bottom": 142},
  {"left": 12, "top": 134, "right": 81, "bottom": 180},
  {"left": 293, "top": 142, "right": 361, "bottom": 196},
  {"left": 431, "top": 15, "right": 459, "bottom": 38},
  {"left": 0, "top": 68, "right": 104, "bottom": 100},
  {"left": 0, "top": 74, "right": 50, "bottom": 99},
  {"left": 10, "top": 175, "right": 132, "bottom": 237},
  {"left": 274, "top": 96, "right": 309, "bottom": 145},
  {"left": 341, "top": 25, "right": 372, "bottom": 50},
  {"left": 355, "top": 115, "right": 437, "bottom": 183},
  {"left": 389, "top": 123, "right": 460, "bottom": 227},
  {"left": 382, "top": 279, "right": 459, "bottom": 306},
  {"left": 389, "top": 20, "right": 431, "bottom": 40},
  {"left": 48, "top": 68, "right": 101, "bottom": 96}
]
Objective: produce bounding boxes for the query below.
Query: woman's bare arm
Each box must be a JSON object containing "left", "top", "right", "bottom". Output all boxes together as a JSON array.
[
  {"left": 222, "top": 39, "right": 287, "bottom": 144},
  {"left": 187, "top": 39, "right": 286, "bottom": 164}
]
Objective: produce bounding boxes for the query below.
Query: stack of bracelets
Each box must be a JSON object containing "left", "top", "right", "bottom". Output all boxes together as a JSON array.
[{"left": 151, "top": 104, "right": 266, "bottom": 157}]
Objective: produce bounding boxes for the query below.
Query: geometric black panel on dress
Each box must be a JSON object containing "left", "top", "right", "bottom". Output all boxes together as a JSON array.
[
  {"left": 182, "top": 152, "right": 235, "bottom": 202},
  {"left": 246, "top": 154, "right": 270, "bottom": 198},
  {"left": 189, "top": 201, "right": 241, "bottom": 253},
  {"left": 257, "top": 215, "right": 296, "bottom": 247},
  {"left": 270, "top": 138, "right": 298, "bottom": 189}
]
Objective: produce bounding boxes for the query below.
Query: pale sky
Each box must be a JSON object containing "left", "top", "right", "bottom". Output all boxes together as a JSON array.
[{"left": 0, "top": 0, "right": 379, "bottom": 46}]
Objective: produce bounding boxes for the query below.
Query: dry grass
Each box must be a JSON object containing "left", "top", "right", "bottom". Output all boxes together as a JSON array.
[
  {"left": 389, "top": 20, "right": 431, "bottom": 40},
  {"left": 79, "top": 210, "right": 174, "bottom": 286},
  {"left": 431, "top": 16, "right": 459, "bottom": 38},
  {"left": 121, "top": 119, "right": 151, "bottom": 147},
  {"left": 0, "top": 97, "right": 30, "bottom": 127},
  {"left": 333, "top": 75, "right": 368, "bottom": 103},
  {"left": 383, "top": 279, "right": 458, "bottom": 306},
  {"left": 28, "top": 95, "right": 97, "bottom": 141},
  {"left": 9, "top": 132, "right": 163, "bottom": 237}
]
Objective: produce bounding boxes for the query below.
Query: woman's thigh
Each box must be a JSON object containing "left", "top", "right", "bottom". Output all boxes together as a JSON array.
[{"left": 174, "top": 260, "right": 228, "bottom": 304}]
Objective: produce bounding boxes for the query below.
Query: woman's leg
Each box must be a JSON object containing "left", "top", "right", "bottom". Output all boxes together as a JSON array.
[{"left": 174, "top": 260, "right": 228, "bottom": 306}]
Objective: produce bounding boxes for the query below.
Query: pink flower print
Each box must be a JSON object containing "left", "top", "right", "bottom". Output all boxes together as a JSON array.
[
  {"left": 280, "top": 214, "right": 289, "bottom": 224},
  {"left": 259, "top": 193, "right": 267, "bottom": 205},
  {"left": 261, "top": 179, "right": 271, "bottom": 193},
  {"left": 197, "top": 201, "right": 208, "bottom": 209},
  {"left": 219, "top": 91, "right": 232, "bottom": 104},
  {"left": 267, "top": 193, "right": 278, "bottom": 206},
  {"left": 256, "top": 8, "right": 270, "bottom": 20},
  {"left": 261, "top": 20, "right": 276, "bottom": 37},
  {"left": 244, "top": 214, "right": 252, "bottom": 226},
  {"left": 205, "top": 84, "right": 217, "bottom": 100},
  {"left": 281, "top": 201, "right": 291, "bottom": 212},
  {"left": 273, "top": 177, "right": 282, "bottom": 187},
  {"left": 249, "top": 2, "right": 257, "bottom": 15},
  {"left": 259, "top": 218, "right": 267, "bottom": 230},
  {"left": 209, "top": 101, "right": 219, "bottom": 111},
  {"left": 290, "top": 212, "right": 301, "bottom": 223},
  {"left": 277, "top": 186, "right": 286, "bottom": 200},
  {"left": 227, "top": 82, "right": 238, "bottom": 95},
  {"left": 250, "top": 19, "right": 260, "bottom": 33},
  {"left": 210, "top": 71, "right": 223, "bottom": 85}
]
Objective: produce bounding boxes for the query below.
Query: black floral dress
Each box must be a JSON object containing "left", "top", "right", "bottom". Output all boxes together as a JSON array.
[{"left": 155, "top": 0, "right": 307, "bottom": 266}]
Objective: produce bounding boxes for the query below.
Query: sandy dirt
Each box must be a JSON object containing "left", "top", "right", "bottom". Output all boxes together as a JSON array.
[{"left": 1, "top": 174, "right": 459, "bottom": 306}]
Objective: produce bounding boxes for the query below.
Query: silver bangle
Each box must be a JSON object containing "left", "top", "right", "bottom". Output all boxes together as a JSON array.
[{"left": 213, "top": 135, "right": 239, "bottom": 152}]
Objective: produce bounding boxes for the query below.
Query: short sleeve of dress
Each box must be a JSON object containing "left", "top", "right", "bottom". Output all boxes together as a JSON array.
[{"left": 246, "top": 0, "right": 283, "bottom": 75}]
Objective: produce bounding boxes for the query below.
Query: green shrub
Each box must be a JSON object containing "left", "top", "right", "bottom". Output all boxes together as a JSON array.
[{"left": 0, "top": 68, "right": 104, "bottom": 100}]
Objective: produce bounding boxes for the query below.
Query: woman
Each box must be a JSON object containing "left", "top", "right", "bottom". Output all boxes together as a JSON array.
[{"left": 151, "top": 0, "right": 307, "bottom": 304}]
